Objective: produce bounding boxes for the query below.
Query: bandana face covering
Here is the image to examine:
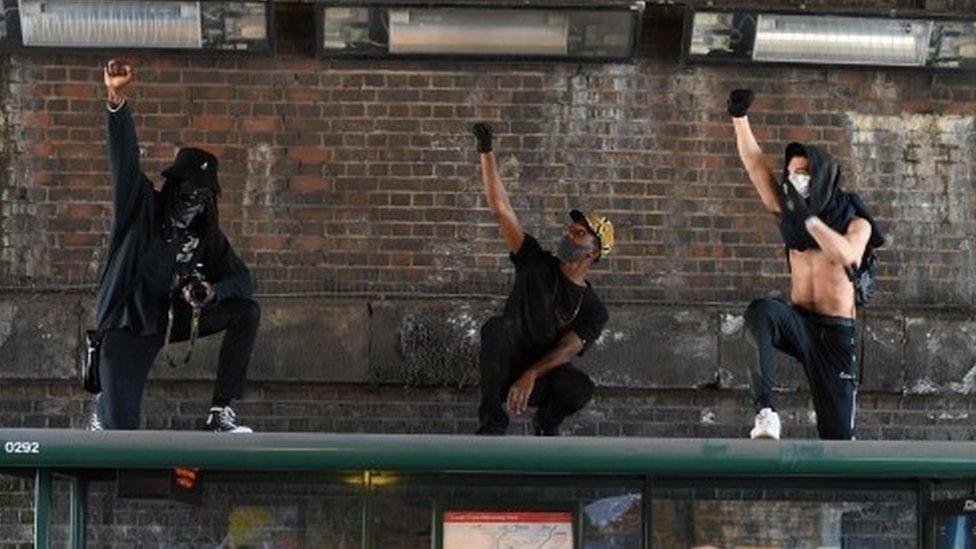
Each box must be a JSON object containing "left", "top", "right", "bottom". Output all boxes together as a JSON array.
[
  {"left": 556, "top": 235, "right": 591, "bottom": 263},
  {"left": 171, "top": 183, "right": 213, "bottom": 229}
]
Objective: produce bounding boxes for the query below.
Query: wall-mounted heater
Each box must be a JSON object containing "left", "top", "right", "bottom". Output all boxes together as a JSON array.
[
  {"left": 0, "top": 0, "right": 274, "bottom": 54},
  {"left": 316, "top": 1, "right": 645, "bottom": 62},
  {"left": 683, "top": 5, "right": 976, "bottom": 70}
]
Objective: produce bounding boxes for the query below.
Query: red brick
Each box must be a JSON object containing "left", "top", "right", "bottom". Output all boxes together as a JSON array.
[
  {"left": 192, "top": 115, "right": 234, "bottom": 132},
  {"left": 293, "top": 235, "right": 326, "bottom": 253},
  {"left": 55, "top": 83, "right": 93, "bottom": 98},
  {"left": 58, "top": 144, "right": 100, "bottom": 159},
  {"left": 65, "top": 203, "right": 104, "bottom": 219},
  {"left": 31, "top": 142, "right": 55, "bottom": 157},
  {"left": 288, "top": 146, "right": 331, "bottom": 164},
  {"left": 288, "top": 176, "right": 331, "bottom": 192},
  {"left": 242, "top": 116, "right": 281, "bottom": 133}
]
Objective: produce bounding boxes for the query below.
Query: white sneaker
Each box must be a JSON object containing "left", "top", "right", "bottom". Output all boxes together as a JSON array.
[
  {"left": 205, "top": 406, "right": 253, "bottom": 433},
  {"left": 750, "top": 408, "right": 781, "bottom": 440}
]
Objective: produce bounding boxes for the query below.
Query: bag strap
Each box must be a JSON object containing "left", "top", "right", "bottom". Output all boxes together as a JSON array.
[
  {"left": 844, "top": 262, "right": 866, "bottom": 389},
  {"left": 857, "top": 309, "right": 866, "bottom": 389}
]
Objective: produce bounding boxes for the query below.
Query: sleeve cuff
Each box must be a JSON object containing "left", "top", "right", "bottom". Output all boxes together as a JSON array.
[{"left": 106, "top": 99, "right": 127, "bottom": 113}]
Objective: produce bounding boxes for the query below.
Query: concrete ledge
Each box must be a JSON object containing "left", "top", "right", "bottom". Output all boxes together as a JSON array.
[
  {"left": 152, "top": 298, "right": 370, "bottom": 383},
  {"left": 1, "top": 294, "right": 973, "bottom": 396},
  {"left": 0, "top": 295, "right": 84, "bottom": 381}
]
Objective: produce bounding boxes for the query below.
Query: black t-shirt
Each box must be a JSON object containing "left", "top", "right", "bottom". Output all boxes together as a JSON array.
[{"left": 502, "top": 234, "right": 609, "bottom": 361}]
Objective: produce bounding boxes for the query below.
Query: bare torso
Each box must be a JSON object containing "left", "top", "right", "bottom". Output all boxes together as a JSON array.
[{"left": 788, "top": 248, "right": 856, "bottom": 319}]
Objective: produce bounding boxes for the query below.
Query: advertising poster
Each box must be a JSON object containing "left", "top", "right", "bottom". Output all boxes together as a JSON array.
[{"left": 443, "top": 510, "right": 574, "bottom": 549}]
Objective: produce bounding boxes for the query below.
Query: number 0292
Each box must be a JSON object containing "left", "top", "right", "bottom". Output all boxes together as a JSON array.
[{"left": 3, "top": 441, "right": 40, "bottom": 454}]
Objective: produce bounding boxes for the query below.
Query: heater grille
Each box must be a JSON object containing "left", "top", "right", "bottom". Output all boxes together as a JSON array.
[
  {"left": 19, "top": 0, "right": 202, "bottom": 49},
  {"left": 753, "top": 14, "right": 930, "bottom": 67},
  {"left": 319, "top": 3, "right": 642, "bottom": 61},
  {"left": 685, "top": 7, "right": 976, "bottom": 71}
]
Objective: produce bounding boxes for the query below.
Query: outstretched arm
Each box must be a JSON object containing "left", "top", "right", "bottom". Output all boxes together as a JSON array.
[
  {"left": 729, "top": 90, "right": 781, "bottom": 215},
  {"left": 103, "top": 60, "right": 145, "bottom": 226},
  {"left": 473, "top": 123, "right": 524, "bottom": 253}
]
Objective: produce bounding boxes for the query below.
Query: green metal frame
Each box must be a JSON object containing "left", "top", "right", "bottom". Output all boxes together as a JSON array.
[
  {"left": 5, "top": 429, "right": 976, "bottom": 548},
  {"left": 68, "top": 476, "right": 85, "bottom": 549},
  {"left": 5, "top": 430, "right": 976, "bottom": 477},
  {"left": 33, "top": 469, "right": 50, "bottom": 549}
]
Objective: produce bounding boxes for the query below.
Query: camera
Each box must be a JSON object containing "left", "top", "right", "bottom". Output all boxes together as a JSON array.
[{"left": 183, "top": 264, "right": 210, "bottom": 307}]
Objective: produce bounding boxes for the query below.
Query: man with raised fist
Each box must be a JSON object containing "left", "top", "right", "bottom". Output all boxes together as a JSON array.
[
  {"left": 90, "top": 60, "right": 260, "bottom": 432},
  {"left": 471, "top": 122, "right": 613, "bottom": 436},
  {"left": 728, "top": 89, "right": 884, "bottom": 441}
]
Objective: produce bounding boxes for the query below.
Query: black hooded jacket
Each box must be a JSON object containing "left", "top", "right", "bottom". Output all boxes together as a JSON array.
[
  {"left": 93, "top": 102, "right": 252, "bottom": 335},
  {"left": 778, "top": 143, "right": 885, "bottom": 260}
]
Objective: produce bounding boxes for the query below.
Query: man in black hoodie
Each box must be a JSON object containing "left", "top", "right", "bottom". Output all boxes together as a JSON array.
[
  {"left": 728, "top": 89, "right": 884, "bottom": 441},
  {"left": 91, "top": 60, "right": 260, "bottom": 432}
]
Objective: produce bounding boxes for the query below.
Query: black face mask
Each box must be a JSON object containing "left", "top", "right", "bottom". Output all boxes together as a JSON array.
[
  {"left": 556, "top": 235, "right": 592, "bottom": 263},
  {"left": 171, "top": 182, "right": 213, "bottom": 229}
]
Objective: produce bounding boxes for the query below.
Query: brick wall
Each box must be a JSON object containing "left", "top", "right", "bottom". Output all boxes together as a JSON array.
[
  {"left": 2, "top": 1, "right": 976, "bottom": 545},
  {"left": 1, "top": 2, "right": 974, "bottom": 306}
]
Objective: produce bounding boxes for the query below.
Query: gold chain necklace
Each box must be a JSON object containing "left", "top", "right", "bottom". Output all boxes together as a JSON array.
[{"left": 554, "top": 276, "right": 585, "bottom": 326}]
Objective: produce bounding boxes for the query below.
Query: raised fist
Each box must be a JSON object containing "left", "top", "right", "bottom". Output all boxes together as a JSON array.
[
  {"left": 103, "top": 59, "right": 133, "bottom": 93},
  {"left": 727, "top": 89, "right": 754, "bottom": 118},
  {"left": 471, "top": 122, "right": 493, "bottom": 153}
]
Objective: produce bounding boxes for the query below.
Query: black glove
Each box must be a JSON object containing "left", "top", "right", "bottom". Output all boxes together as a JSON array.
[
  {"left": 727, "top": 89, "right": 754, "bottom": 118},
  {"left": 782, "top": 179, "right": 814, "bottom": 224},
  {"left": 472, "top": 122, "right": 493, "bottom": 153}
]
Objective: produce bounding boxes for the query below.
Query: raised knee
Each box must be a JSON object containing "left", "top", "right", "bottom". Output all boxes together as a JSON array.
[
  {"left": 744, "top": 298, "right": 776, "bottom": 328},
  {"left": 480, "top": 316, "right": 508, "bottom": 342},
  {"left": 564, "top": 375, "right": 595, "bottom": 412}
]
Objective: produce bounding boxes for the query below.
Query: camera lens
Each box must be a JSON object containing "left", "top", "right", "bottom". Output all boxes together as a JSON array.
[{"left": 191, "top": 282, "right": 208, "bottom": 303}]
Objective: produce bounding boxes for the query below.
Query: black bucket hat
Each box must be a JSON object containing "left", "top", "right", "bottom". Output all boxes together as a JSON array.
[{"left": 161, "top": 147, "right": 220, "bottom": 194}]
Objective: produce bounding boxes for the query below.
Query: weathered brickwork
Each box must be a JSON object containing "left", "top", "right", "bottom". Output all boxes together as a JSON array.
[{"left": 1, "top": 1, "right": 975, "bottom": 546}]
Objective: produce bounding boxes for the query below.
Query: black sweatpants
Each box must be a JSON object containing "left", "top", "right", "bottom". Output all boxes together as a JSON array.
[
  {"left": 744, "top": 297, "right": 858, "bottom": 440},
  {"left": 477, "top": 316, "right": 595, "bottom": 434},
  {"left": 97, "top": 298, "right": 261, "bottom": 430}
]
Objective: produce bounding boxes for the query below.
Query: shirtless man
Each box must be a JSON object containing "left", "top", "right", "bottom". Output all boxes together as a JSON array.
[{"left": 729, "top": 89, "right": 884, "bottom": 440}]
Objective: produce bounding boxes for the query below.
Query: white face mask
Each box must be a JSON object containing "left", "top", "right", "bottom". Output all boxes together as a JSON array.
[{"left": 788, "top": 172, "right": 811, "bottom": 198}]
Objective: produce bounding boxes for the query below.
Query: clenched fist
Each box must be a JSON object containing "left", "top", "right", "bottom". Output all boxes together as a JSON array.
[
  {"left": 103, "top": 59, "right": 133, "bottom": 106},
  {"left": 471, "top": 122, "right": 493, "bottom": 154}
]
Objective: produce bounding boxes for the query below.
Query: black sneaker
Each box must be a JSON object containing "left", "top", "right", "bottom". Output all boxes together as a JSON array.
[
  {"left": 475, "top": 423, "right": 507, "bottom": 436},
  {"left": 532, "top": 415, "right": 561, "bottom": 437},
  {"left": 205, "top": 406, "right": 253, "bottom": 433}
]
